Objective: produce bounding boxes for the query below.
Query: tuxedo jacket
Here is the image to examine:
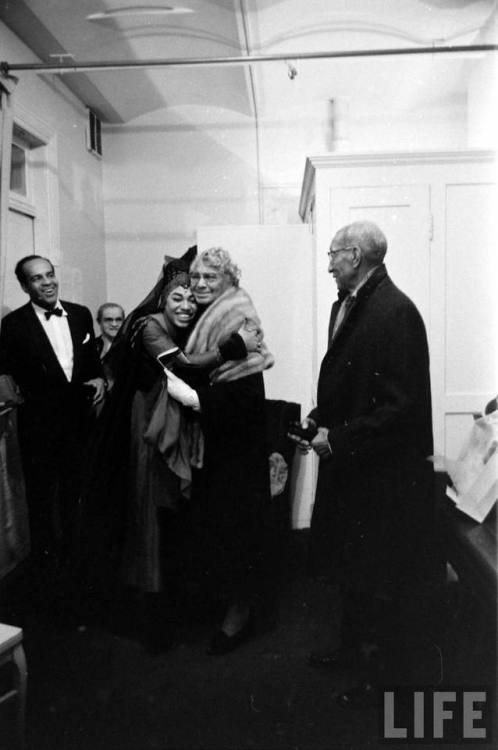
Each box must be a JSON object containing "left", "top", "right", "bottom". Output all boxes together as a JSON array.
[{"left": 0, "top": 301, "right": 103, "bottom": 442}]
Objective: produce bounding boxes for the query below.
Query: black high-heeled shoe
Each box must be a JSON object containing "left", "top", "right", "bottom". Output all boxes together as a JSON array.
[{"left": 207, "top": 616, "right": 254, "bottom": 655}]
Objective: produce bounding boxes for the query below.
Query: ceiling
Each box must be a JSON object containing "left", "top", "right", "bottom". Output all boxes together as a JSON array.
[{"left": 0, "top": 0, "right": 496, "bottom": 124}]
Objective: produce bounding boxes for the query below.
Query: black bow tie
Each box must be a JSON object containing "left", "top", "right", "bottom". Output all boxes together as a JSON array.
[{"left": 44, "top": 308, "right": 63, "bottom": 320}]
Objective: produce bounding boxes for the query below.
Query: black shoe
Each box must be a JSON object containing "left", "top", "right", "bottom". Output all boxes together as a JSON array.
[
  {"left": 207, "top": 617, "right": 254, "bottom": 655},
  {"left": 335, "top": 682, "right": 377, "bottom": 710},
  {"left": 308, "top": 646, "right": 357, "bottom": 670}
]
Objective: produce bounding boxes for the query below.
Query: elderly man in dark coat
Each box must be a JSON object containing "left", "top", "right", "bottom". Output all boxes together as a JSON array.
[{"left": 291, "top": 220, "right": 441, "bottom": 707}]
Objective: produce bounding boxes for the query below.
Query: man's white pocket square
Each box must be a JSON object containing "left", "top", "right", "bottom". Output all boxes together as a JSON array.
[{"left": 82, "top": 333, "right": 90, "bottom": 344}]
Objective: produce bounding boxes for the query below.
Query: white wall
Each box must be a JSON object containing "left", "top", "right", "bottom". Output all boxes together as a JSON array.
[
  {"left": 0, "top": 21, "right": 106, "bottom": 320},
  {"left": 258, "top": 99, "right": 468, "bottom": 187},
  {"left": 103, "top": 105, "right": 260, "bottom": 313},
  {"left": 467, "top": 54, "right": 498, "bottom": 149},
  {"left": 103, "top": 75, "right": 472, "bottom": 314}
]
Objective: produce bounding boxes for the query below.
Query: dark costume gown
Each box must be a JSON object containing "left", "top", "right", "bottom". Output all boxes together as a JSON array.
[
  {"left": 78, "top": 253, "right": 198, "bottom": 602},
  {"left": 121, "top": 313, "right": 195, "bottom": 592}
]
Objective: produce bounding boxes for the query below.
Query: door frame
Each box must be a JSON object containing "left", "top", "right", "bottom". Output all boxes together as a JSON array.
[{"left": 0, "top": 100, "right": 60, "bottom": 314}]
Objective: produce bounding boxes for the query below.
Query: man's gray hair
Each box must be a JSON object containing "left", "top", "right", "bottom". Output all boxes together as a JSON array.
[{"left": 337, "top": 221, "right": 387, "bottom": 266}]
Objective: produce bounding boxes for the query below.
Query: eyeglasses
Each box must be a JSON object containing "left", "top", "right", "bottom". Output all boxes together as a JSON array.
[
  {"left": 190, "top": 272, "right": 221, "bottom": 284},
  {"left": 327, "top": 246, "right": 355, "bottom": 259}
]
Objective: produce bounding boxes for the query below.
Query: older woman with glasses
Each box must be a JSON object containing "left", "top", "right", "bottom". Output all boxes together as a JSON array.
[{"left": 165, "top": 246, "right": 274, "bottom": 654}]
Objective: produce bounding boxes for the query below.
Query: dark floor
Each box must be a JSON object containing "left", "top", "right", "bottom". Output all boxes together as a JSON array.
[{"left": 0, "top": 532, "right": 496, "bottom": 750}]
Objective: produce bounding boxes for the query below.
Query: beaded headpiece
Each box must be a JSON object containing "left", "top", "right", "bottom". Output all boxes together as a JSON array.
[{"left": 159, "top": 245, "right": 197, "bottom": 305}]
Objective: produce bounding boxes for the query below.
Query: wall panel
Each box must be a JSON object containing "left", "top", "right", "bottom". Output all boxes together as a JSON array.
[{"left": 445, "top": 182, "right": 497, "bottom": 395}]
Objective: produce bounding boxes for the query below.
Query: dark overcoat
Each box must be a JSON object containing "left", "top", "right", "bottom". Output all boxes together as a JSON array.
[{"left": 308, "top": 265, "right": 435, "bottom": 589}]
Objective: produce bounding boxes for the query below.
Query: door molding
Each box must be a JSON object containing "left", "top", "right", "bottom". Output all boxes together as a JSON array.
[
  {"left": 12, "top": 102, "right": 60, "bottom": 263},
  {"left": 300, "top": 149, "right": 496, "bottom": 219}
]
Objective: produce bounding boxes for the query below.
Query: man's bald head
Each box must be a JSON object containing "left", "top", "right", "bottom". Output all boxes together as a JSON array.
[
  {"left": 328, "top": 221, "right": 387, "bottom": 292},
  {"left": 333, "top": 221, "right": 387, "bottom": 269}
]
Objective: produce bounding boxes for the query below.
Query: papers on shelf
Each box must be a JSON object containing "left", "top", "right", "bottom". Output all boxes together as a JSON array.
[{"left": 445, "top": 410, "right": 498, "bottom": 523}]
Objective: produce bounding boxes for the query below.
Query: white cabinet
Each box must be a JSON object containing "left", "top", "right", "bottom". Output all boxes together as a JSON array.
[{"left": 299, "top": 150, "right": 497, "bottom": 464}]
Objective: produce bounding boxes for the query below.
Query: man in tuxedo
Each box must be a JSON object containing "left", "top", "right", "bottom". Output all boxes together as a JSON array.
[{"left": 0, "top": 255, "right": 105, "bottom": 575}]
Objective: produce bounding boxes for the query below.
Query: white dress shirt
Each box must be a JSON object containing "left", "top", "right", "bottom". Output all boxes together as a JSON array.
[{"left": 32, "top": 301, "right": 74, "bottom": 381}]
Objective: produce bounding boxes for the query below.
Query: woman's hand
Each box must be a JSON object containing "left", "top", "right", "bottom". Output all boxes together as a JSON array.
[
  {"left": 164, "top": 369, "right": 201, "bottom": 410},
  {"left": 236, "top": 319, "right": 262, "bottom": 353}
]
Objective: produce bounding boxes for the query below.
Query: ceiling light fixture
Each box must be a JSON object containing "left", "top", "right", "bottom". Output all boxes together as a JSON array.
[{"left": 86, "top": 6, "right": 194, "bottom": 22}]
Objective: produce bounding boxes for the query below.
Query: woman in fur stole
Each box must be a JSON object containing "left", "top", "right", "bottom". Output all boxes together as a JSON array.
[{"left": 165, "top": 246, "right": 274, "bottom": 654}]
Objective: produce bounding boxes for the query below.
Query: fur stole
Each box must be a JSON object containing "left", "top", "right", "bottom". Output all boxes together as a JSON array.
[{"left": 185, "top": 286, "right": 274, "bottom": 382}]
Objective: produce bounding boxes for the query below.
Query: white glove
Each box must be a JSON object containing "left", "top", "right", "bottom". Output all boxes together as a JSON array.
[{"left": 164, "top": 369, "right": 200, "bottom": 410}]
